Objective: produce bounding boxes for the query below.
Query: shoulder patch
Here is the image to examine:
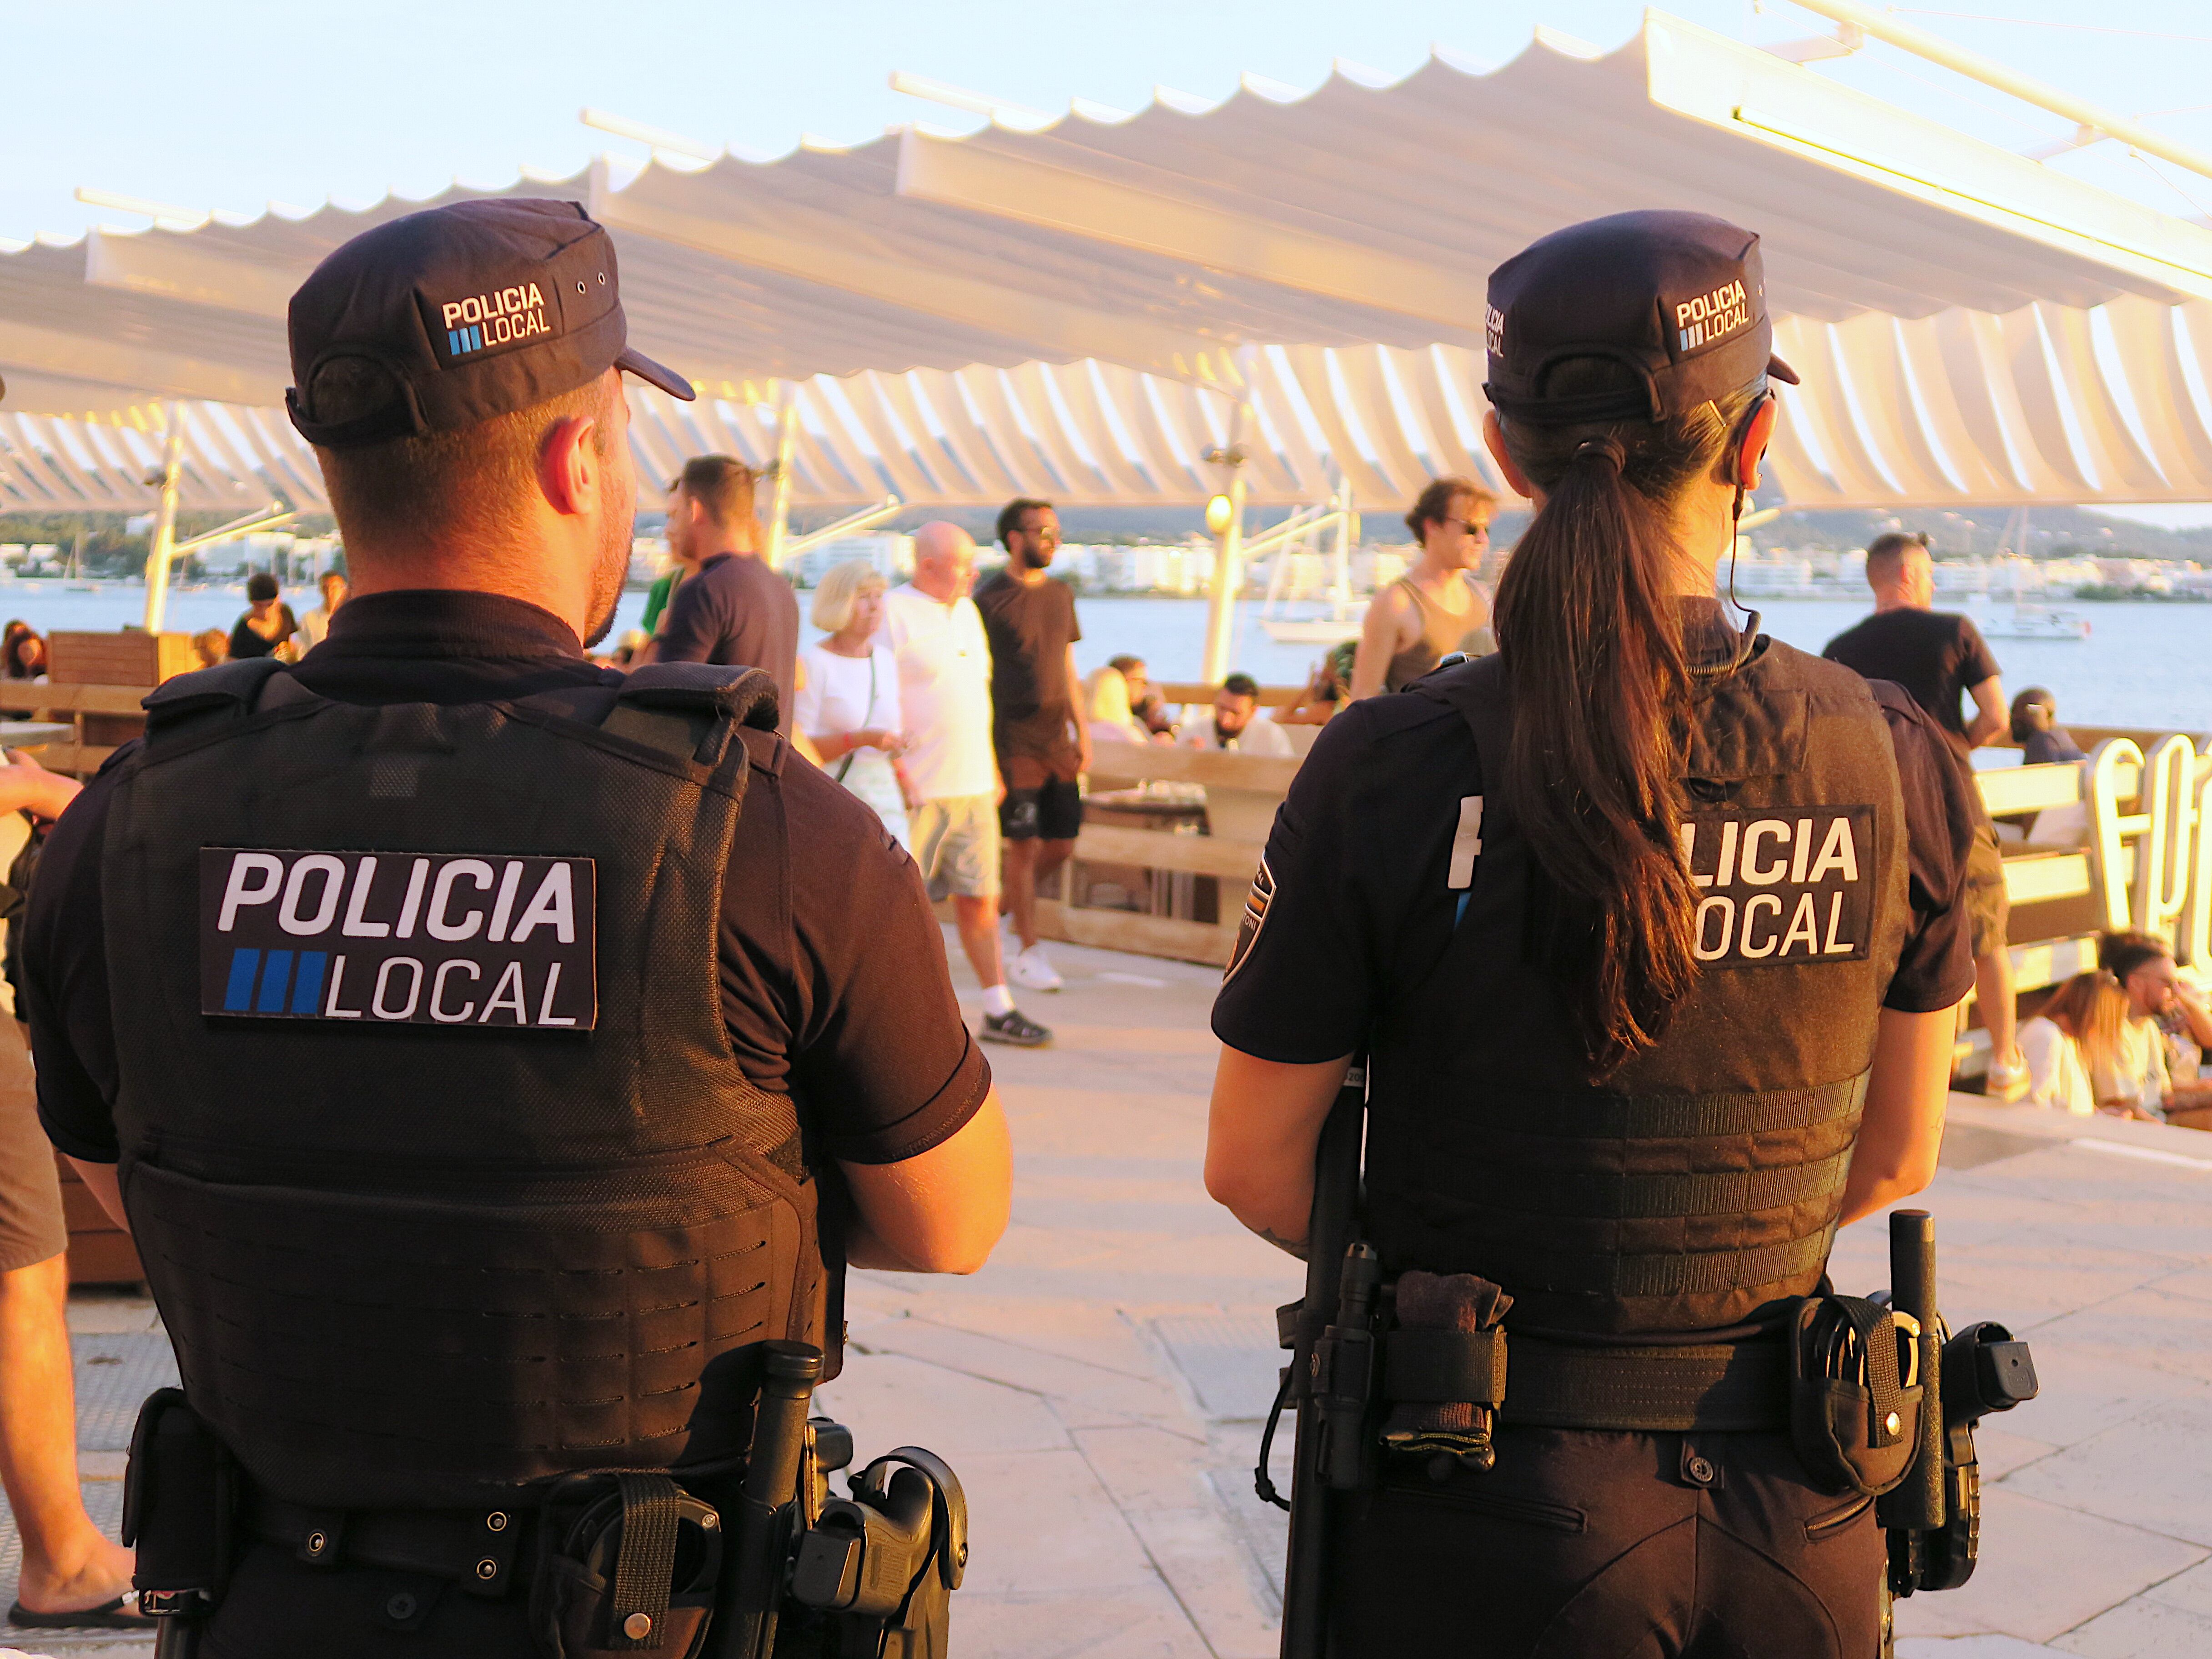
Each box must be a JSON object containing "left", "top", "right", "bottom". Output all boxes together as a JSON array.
[{"left": 1222, "top": 855, "right": 1276, "bottom": 985}]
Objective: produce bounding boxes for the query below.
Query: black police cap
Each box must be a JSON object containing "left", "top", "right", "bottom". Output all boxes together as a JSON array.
[
  {"left": 1483, "top": 210, "right": 1798, "bottom": 427},
  {"left": 285, "top": 198, "right": 693, "bottom": 448}
]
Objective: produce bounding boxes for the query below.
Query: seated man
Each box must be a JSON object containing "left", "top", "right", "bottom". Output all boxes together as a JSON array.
[
  {"left": 1184, "top": 673, "right": 1293, "bottom": 756},
  {"left": 2100, "top": 931, "right": 2212, "bottom": 1120}
]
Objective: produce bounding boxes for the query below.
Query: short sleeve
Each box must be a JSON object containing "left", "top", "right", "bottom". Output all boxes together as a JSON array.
[
  {"left": 721, "top": 752, "right": 989, "bottom": 1164},
  {"left": 21, "top": 773, "right": 127, "bottom": 1162},
  {"left": 655, "top": 570, "right": 721, "bottom": 664},
  {"left": 1956, "top": 618, "right": 2001, "bottom": 691},
  {"left": 1871, "top": 684, "right": 1978, "bottom": 1012},
  {"left": 1211, "top": 710, "right": 1374, "bottom": 1063}
]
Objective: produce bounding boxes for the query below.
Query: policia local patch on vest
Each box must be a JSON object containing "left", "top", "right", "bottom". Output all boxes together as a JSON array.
[
  {"left": 1679, "top": 808, "right": 1873, "bottom": 968},
  {"left": 201, "top": 849, "right": 596, "bottom": 1030}
]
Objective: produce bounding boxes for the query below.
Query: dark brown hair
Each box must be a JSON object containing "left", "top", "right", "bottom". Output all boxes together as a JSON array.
[
  {"left": 996, "top": 497, "right": 1054, "bottom": 548},
  {"left": 2099, "top": 930, "right": 2172, "bottom": 984},
  {"left": 672, "top": 455, "right": 759, "bottom": 529},
  {"left": 312, "top": 363, "right": 615, "bottom": 548},
  {"left": 1403, "top": 475, "right": 1495, "bottom": 542},
  {"left": 1491, "top": 360, "right": 1766, "bottom": 1073}
]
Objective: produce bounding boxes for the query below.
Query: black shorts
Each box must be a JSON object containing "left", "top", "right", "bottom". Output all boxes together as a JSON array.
[
  {"left": 1325, "top": 1425, "right": 1883, "bottom": 1658},
  {"left": 1000, "top": 752, "right": 1083, "bottom": 843}
]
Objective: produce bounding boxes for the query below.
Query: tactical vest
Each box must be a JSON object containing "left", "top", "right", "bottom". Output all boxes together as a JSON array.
[
  {"left": 1376, "top": 641, "right": 1912, "bottom": 1337},
  {"left": 99, "top": 658, "right": 832, "bottom": 1509}
]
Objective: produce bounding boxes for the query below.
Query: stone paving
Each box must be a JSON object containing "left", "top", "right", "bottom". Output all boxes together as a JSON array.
[{"left": 10, "top": 930, "right": 2212, "bottom": 1656}]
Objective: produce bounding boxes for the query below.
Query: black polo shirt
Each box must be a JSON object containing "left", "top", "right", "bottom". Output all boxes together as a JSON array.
[
  {"left": 1215, "top": 621, "right": 1978, "bottom": 1065},
  {"left": 25, "top": 589, "right": 988, "bottom": 1167}
]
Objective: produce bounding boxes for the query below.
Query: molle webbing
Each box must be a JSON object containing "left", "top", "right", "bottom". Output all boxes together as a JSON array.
[
  {"left": 1452, "top": 1145, "right": 1856, "bottom": 1222},
  {"left": 1478, "top": 1227, "right": 1841, "bottom": 1302},
  {"left": 1495, "top": 1073, "right": 1868, "bottom": 1141}
]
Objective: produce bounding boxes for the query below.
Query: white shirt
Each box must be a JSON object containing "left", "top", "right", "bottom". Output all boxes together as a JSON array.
[
  {"left": 1186, "top": 715, "right": 1294, "bottom": 758},
  {"left": 2110, "top": 1016, "right": 2174, "bottom": 1116},
  {"left": 2017, "top": 1016, "right": 2095, "bottom": 1116},
  {"left": 794, "top": 643, "right": 903, "bottom": 750},
  {"left": 881, "top": 584, "right": 996, "bottom": 800},
  {"left": 301, "top": 606, "right": 339, "bottom": 650}
]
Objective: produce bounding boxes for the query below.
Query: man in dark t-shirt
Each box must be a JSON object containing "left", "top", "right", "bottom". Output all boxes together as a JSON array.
[
  {"left": 973, "top": 499, "right": 1090, "bottom": 992},
  {"left": 653, "top": 454, "right": 799, "bottom": 731},
  {"left": 1824, "top": 530, "right": 2024, "bottom": 1097}
]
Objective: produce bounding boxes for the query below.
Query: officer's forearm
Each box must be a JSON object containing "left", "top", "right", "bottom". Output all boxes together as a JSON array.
[
  {"left": 1205, "top": 1046, "right": 1350, "bottom": 1252},
  {"left": 65, "top": 1156, "right": 128, "bottom": 1232},
  {"left": 1839, "top": 1005, "right": 1954, "bottom": 1225}
]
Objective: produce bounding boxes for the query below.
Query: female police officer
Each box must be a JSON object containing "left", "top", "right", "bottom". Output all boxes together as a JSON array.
[{"left": 1205, "top": 211, "right": 1979, "bottom": 1656}]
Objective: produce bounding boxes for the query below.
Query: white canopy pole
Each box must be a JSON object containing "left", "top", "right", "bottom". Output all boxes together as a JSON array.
[
  {"left": 1199, "top": 400, "right": 1250, "bottom": 687},
  {"left": 764, "top": 385, "right": 799, "bottom": 570},
  {"left": 141, "top": 409, "right": 186, "bottom": 633},
  {"left": 1788, "top": 0, "right": 2212, "bottom": 186}
]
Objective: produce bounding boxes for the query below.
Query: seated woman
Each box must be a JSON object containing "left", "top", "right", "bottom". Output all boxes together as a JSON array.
[
  {"left": 2012, "top": 687, "right": 2086, "bottom": 764},
  {"left": 795, "top": 559, "right": 913, "bottom": 849},
  {"left": 1086, "top": 665, "right": 1159, "bottom": 747},
  {"left": 3, "top": 625, "right": 48, "bottom": 681},
  {"left": 1278, "top": 640, "right": 1357, "bottom": 727},
  {"left": 2017, "top": 970, "right": 2131, "bottom": 1116}
]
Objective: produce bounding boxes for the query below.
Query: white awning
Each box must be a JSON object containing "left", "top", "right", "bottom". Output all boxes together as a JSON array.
[{"left": 8, "top": 10, "right": 2212, "bottom": 514}]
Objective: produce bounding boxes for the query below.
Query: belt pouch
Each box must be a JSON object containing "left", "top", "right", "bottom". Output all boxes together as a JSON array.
[
  {"left": 122, "top": 1388, "right": 239, "bottom": 1608},
  {"left": 1790, "top": 1296, "right": 1923, "bottom": 1496},
  {"left": 530, "top": 1472, "right": 722, "bottom": 1659}
]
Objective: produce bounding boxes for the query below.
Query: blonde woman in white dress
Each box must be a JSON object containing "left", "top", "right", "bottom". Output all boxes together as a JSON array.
[{"left": 797, "top": 560, "right": 915, "bottom": 848}]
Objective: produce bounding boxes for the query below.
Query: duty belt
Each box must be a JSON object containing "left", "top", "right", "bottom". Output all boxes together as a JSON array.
[
  {"left": 1293, "top": 1299, "right": 1792, "bottom": 1433},
  {"left": 1391, "top": 1328, "right": 1789, "bottom": 1433},
  {"left": 250, "top": 1491, "right": 533, "bottom": 1596}
]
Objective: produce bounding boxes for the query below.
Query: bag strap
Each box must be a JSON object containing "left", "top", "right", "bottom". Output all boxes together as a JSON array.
[{"left": 830, "top": 653, "right": 878, "bottom": 785}]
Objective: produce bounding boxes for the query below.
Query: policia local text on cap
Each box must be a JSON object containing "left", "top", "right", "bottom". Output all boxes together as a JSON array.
[
  {"left": 1206, "top": 211, "right": 2037, "bottom": 1658},
  {"left": 22, "top": 198, "right": 1013, "bottom": 1658}
]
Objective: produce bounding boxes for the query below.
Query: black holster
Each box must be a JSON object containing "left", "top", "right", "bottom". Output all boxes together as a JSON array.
[
  {"left": 123, "top": 1388, "right": 240, "bottom": 1628},
  {"left": 530, "top": 1471, "right": 724, "bottom": 1659}
]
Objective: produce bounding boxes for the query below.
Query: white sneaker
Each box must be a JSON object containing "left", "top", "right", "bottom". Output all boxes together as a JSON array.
[
  {"left": 1986, "top": 1053, "right": 2031, "bottom": 1104},
  {"left": 1008, "top": 945, "right": 1063, "bottom": 992}
]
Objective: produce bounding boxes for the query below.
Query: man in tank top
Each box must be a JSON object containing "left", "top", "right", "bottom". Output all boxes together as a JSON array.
[{"left": 1350, "top": 476, "right": 1499, "bottom": 699}]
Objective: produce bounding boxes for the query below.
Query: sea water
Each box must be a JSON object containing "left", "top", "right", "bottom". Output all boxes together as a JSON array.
[{"left": 4, "top": 581, "right": 2202, "bottom": 733}]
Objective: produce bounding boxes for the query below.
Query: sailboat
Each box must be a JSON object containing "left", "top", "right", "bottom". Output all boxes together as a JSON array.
[
  {"left": 1258, "top": 485, "right": 1366, "bottom": 644},
  {"left": 1976, "top": 508, "right": 2089, "bottom": 639}
]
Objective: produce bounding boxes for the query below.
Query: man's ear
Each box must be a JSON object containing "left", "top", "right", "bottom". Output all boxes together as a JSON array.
[
  {"left": 1482, "top": 409, "right": 1535, "bottom": 501},
  {"left": 539, "top": 415, "right": 601, "bottom": 518}
]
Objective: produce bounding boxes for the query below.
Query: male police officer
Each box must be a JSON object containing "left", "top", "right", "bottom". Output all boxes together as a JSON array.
[{"left": 22, "top": 198, "right": 1011, "bottom": 1655}]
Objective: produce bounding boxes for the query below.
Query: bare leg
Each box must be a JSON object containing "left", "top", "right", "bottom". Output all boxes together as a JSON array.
[
  {"left": 1003, "top": 839, "right": 1041, "bottom": 951},
  {"left": 952, "top": 894, "right": 1007, "bottom": 989},
  {"left": 0, "top": 1253, "right": 137, "bottom": 1615},
  {"left": 1033, "top": 838, "right": 1075, "bottom": 901},
  {"left": 1977, "top": 948, "right": 2019, "bottom": 1068}
]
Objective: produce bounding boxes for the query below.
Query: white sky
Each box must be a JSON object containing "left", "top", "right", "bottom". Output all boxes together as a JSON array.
[{"left": 6, "top": 1, "right": 2212, "bottom": 521}]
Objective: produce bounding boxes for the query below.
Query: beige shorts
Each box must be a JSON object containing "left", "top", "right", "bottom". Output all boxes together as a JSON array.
[
  {"left": 1964, "top": 821, "right": 2010, "bottom": 959},
  {"left": 909, "top": 794, "right": 1001, "bottom": 900}
]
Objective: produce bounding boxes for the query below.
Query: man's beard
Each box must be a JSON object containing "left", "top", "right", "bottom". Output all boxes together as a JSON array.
[{"left": 583, "top": 511, "right": 633, "bottom": 647}]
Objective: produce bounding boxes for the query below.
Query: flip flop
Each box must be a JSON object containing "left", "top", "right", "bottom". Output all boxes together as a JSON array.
[{"left": 7, "top": 1596, "right": 150, "bottom": 1629}]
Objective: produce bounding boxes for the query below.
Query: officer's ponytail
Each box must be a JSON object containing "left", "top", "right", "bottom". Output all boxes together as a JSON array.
[{"left": 1491, "top": 366, "right": 1765, "bottom": 1074}]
